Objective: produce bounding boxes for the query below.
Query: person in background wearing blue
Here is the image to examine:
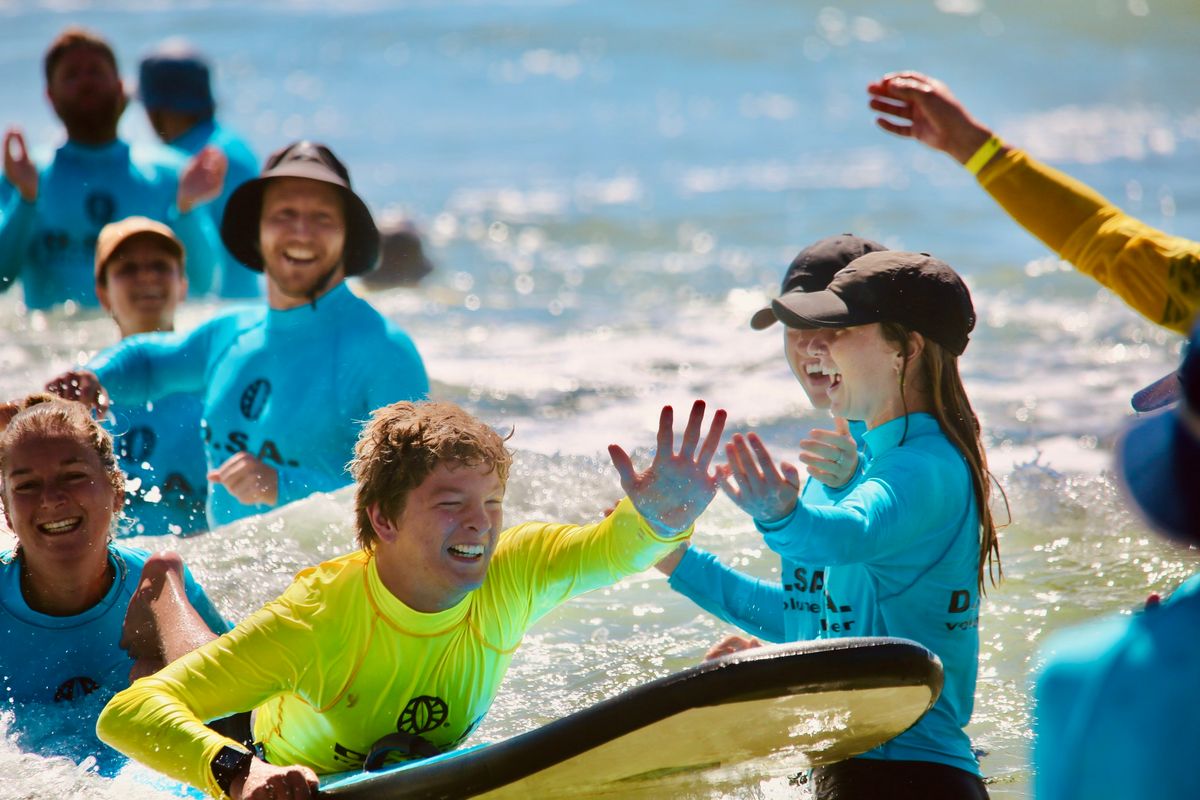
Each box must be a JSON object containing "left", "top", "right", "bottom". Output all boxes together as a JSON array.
[
  {"left": 714, "top": 251, "right": 1000, "bottom": 799},
  {"left": 139, "top": 39, "right": 263, "bottom": 300},
  {"left": 93, "top": 216, "right": 208, "bottom": 535},
  {"left": 655, "top": 234, "right": 886, "bottom": 653},
  {"left": 1032, "top": 318, "right": 1200, "bottom": 799},
  {"left": 0, "top": 393, "right": 228, "bottom": 773},
  {"left": 47, "top": 141, "right": 429, "bottom": 528},
  {"left": 0, "top": 26, "right": 227, "bottom": 311}
]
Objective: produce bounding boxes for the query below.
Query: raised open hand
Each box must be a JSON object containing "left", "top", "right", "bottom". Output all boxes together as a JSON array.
[
  {"left": 177, "top": 145, "right": 227, "bottom": 213},
  {"left": 720, "top": 432, "right": 801, "bottom": 524},
  {"left": 45, "top": 369, "right": 108, "bottom": 414},
  {"left": 866, "top": 71, "right": 991, "bottom": 164},
  {"left": 798, "top": 416, "right": 859, "bottom": 489},
  {"left": 608, "top": 400, "right": 727, "bottom": 538},
  {"left": 4, "top": 128, "right": 38, "bottom": 202}
]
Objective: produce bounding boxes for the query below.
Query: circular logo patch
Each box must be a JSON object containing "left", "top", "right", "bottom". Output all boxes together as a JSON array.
[
  {"left": 239, "top": 378, "right": 272, "bottom": 420},
  {"left": 398, "top": 695, "right": 448, "bottom": 735}
]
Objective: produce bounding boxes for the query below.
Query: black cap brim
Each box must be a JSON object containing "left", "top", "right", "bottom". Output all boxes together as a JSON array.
[
  {"left": 1116, "top": 410, "right": 1200, "bottom": 544},
  {"left": 1131, "top": 369, "right": 1181, "bottom": 413},
  {"left": 221, "top": 169, "right": 380, "bottom": 277},
  {"left": 770, "top": 288, "right": 876, "bottom": 330},
  {"left": 750, "top": 306, "right": 778, "bottom": 330}
]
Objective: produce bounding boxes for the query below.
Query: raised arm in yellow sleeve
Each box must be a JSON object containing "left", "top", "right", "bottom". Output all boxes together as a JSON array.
[{"left": 978, "top": 148, "right": 1200, "bottom": 333}]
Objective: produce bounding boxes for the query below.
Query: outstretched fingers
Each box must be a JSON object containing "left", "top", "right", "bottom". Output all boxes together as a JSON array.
[
  {"left": 607, "top": 444, "right": 638, "bottom": 495},
  {"left": 695, "top": 406, "right": 727, "bottom": 472}
]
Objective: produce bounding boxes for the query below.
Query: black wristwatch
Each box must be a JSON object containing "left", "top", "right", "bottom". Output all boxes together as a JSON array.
[{"left": 211, "top": 745, "right": 254, "bottom": 795}]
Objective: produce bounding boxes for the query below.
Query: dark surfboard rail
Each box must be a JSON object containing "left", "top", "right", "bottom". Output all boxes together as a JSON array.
[{"left": 319, "top": 636, "right": 943, "bottom": 799}]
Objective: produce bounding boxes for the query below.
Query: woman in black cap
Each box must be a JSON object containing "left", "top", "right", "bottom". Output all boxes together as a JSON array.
[{"left": 719, "top": 250, "right": 999, "bottom": 799}]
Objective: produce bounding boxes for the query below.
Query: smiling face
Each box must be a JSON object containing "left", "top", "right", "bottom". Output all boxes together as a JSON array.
[
  {"left": 370, "top": 461, "right": 506, "bottom": 613},
  {"left": 259, "top": 177, "right": 347, "bottom": 309},
  {"left": 96, "top": 236, "right": 186, "bottom": 336},
  {"left": 46, "top": 45, "right": 125, "bottom": 139},
  {"left": 805, "top": 323, "right": 910, "bottom": 428},
  {"left": 2, "top": 433, "right": 122, "bottom": 577},
  {"left": 784, "top": 327, "right": 835, "bottom": 410}
]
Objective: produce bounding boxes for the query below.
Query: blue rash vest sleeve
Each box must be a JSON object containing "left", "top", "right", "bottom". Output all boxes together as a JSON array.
[
  {"left": 669, "top": 547, "right": 786, "bottom": 643},
  {"left": 757, "top": 448, "right": 957, "bottom": 566},
  {"left": 0, "top": 186, "right": 37, "bottom": 293},
  {"left": 89, "top": 324, "right": 217, "bottom": 408},
  {"left": 168, "top": 205, "right": 219, "bottom": 297}
]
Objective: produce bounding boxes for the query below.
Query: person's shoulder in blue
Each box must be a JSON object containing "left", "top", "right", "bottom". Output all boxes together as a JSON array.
[
  {"left": 91, "top": 216, "right": 210, "bottom": 536},
  {"left": 0, "top": 27, "right": 226, "bottom": 311},
  {"left": 48, "top": 141, "right": 429, "bottom": 529},
  {"left": 1033, "top": 319, "right": 1200, "bottom": 800},
  {"left": 0, "top": 394, "right": 228, "bottom": 773},
  {"left": 139, "top": 39, "right": 264, "bottom": 300},
  {"left": 660, "top": 235, "right": 886, "bottom": 648}
]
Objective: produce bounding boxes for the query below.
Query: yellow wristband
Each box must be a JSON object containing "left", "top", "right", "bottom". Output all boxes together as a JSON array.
[{"left": 964, "top": 135, "right": 1003, "bottom": 176}]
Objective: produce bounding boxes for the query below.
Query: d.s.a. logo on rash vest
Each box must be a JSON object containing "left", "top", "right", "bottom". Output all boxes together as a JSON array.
[
  {"left": 117, "top": 426, "right": 156, "bottom": 464},
  {"left": 54, "top": 676, "right": 100, "bottom": 702},
  {"left": 239, "top": 379, "right": 271, "bottom": 421},
  {"left": 398, "top": 695, "right": 449, "bottom": 735},
  {"left": 85, "top": 191, "right": 117, "bottom": 226}
]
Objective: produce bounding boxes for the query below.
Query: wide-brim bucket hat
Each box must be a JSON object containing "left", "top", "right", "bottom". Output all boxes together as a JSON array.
[{"left": 221, "top": 140, "right": 380, "bottom": 276}]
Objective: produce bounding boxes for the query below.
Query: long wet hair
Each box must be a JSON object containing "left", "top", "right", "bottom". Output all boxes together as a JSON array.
[{"left": 882, "top": 322, "right": 1003, "bottom": 593}]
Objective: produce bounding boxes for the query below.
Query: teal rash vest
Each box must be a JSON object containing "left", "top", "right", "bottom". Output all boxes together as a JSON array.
[
  {"left": 678, "top": 413, "right": 983, "bottom": 776},
  {"left": 0, "top": 543, "right": 228, "bottom": 773},
  {"left": 1033, "top": 572, "right": 1200, "bottom": 799},
  {"left": 669, "top": 420, "right": 866, "bottom": 643},
  {"left": 89, "top": 282, "right": 429, "bottom": 527},
  {"left": 108, "top": 390, "right": 209, "bottom": 536},
  {"left": 0, "top": 138, "right": 221, "bottom": 309},
  {"left": 168, "top": 119, "right": 264, "bottom": 299}
]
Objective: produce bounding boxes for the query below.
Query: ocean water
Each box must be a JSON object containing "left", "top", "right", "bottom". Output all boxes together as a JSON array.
[{"left": 1, "top": 0, "right": 1199, "bottom": 797}]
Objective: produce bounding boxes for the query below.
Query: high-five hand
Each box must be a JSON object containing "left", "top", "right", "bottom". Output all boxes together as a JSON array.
[
  {"left": 608, "top": 400, "right": 727, "bottom": 537},
  {"left": 720, "top": 432, "right": 801, "bottom": 524}
]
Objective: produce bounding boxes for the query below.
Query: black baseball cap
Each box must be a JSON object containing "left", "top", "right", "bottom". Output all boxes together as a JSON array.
[
  {"left": 221, "top": 141, "right": 380, "bottom": 276},
  {"left": 770, "top": 250, "right": 976, "bottom": 356},
  {"left": 750, "top": 234, "right": 889, "bottom": 330},
  {"left": 1117, "top": 318, "right": 1200, "bottom": 543}
]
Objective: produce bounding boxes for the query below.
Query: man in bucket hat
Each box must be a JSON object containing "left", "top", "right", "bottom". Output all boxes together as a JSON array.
[
  {"left": 1032, "top": 317, "right": 1200, "bottom": 799},
  {"left": 48, "top": 141, "right": 429, "bottom": 527}
]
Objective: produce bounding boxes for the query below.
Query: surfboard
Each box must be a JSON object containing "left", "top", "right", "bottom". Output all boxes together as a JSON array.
[{"left": 319, "top": 636, "right": 943, "bottom": 799}]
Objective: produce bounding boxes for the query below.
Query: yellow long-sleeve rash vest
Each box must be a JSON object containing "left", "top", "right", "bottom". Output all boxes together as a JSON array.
[
  {"left": 96, "top": 498, "right": 688, "bottom": 798},
  {"left": 977, "top": 147, "right": 1200, "bottom": 333}
]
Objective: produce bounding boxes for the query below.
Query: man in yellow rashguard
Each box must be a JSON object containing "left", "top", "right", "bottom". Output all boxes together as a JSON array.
[
  {"left": 97, "top": 399, "right": 727, "bottom": 800},
  {"left": 866, "top": 70, "right": 1200, "bottom": 334}
]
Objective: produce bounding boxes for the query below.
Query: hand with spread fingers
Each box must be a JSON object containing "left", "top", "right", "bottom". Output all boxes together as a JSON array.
[
  {"left": 44, "top": 369, "right": 109, "bottom": 414},
  {"left": 177, "top": 145, "right": 228, "bottom": 214},
  {"left": 208, "top": 451, "right": 279, "bottom": 507},
  {"left": 608, "top": 400, "right": 727, "bottom": 538},
  {"left": 798, "top": 417, "right": 859, "bottom": 489},
  {"left": 866, "top": 71, "right": 993, "bottom": 165},
  {"left": 720, "top": 432, "right": 801, "bottom": 525},
  {"left": 3, "top": 128, "right": 38, "bottom": 203},
  {"left": 704, "top": 634, "right": 763, "bottom": 662}
]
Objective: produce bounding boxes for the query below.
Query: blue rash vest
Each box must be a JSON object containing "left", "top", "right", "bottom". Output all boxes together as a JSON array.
[
  {"left": 108, "top": 390, "right": 209, "bottom": 536},
  {"left": 0, "top": 138, "right": 221, "bottom": 310},
  {"left": 167, "top": 119, "right": 264, "bottom": 299},
  {"left": 0, "top": 542, "right": 228, "bottom": 772},
  {"left": 751, "top": 413, "right": 982, "bottom": 776},
  {"left": 1033, "top": 572, "right": 1200, "bottom": 800},
  {"left": 88, "top": 281, "right": 429, "bottom": 527},
  {"left": 669, "top": 420, "right": 867, "bottom": 643}
]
